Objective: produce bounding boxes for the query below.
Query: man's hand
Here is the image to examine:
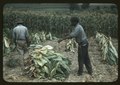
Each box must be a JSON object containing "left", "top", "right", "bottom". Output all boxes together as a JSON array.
[{"left": 58, "top": 39, "right": 63, "bottom": 43}]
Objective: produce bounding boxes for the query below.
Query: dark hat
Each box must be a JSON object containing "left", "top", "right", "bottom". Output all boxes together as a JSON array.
[
  {"left": 70, "top": 17, "right": 79, "bottom": 23},
  {"left": 16, "top": 19, "right": 23, "bottom": 24}
]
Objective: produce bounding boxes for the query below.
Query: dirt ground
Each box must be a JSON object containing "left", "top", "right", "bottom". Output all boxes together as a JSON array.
[{"left": 3, "top": 37, "right": 118, "bottom": 82}]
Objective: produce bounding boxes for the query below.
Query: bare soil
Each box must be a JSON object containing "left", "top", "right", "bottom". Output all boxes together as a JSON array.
[{"left": 3, "top": 37, "right": 118, "bottom": 82}]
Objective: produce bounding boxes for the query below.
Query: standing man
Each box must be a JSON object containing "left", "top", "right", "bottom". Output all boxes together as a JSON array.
[
  {"left": 58, "top": 17, "right": 93, "bottom": 76},
  {"left": 12, "top": 19, "right": 30, "bottom": 70}
]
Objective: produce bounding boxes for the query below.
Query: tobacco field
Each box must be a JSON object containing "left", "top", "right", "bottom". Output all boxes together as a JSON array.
[{"left": 3, "top": 5, "right": 118, "bottom": 82}]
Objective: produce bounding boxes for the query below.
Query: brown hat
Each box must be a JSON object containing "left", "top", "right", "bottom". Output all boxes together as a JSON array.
[{"left": 16, "top": 19, "right": 23, "bottom": 24}]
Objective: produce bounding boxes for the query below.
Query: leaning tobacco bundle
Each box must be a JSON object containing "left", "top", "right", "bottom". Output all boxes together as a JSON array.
[
  {"left": 24, "top": 45, "right": 71, "bottom": 80},
  {"left": 31, "top": 31, "right": 53, "bottom": 44},
  {"left": 3, "top": 36, "right": 11, "bottom": 54},
  {"left": 65, "top": 39, "right": 77, "bottom": 52},
  {"left": 95, "top": 32, "right": 118, "bottom": 65}
]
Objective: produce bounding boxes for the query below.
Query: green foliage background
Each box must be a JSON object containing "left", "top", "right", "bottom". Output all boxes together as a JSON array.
[{"left": 3, "top": 8, "right": 118, "bottom": 38}]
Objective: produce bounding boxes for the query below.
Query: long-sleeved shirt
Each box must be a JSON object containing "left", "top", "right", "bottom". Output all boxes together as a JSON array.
[
  {"left": 13, "top": 24, "right": 29, "bottom": 41},
  {"left": 69, "top": 23, "right": 88, "bottom": 46}
]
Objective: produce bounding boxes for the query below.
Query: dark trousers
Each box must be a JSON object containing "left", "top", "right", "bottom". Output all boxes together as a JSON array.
[{"left": 78, "top": 43, "right": 92, "bottom": 75}]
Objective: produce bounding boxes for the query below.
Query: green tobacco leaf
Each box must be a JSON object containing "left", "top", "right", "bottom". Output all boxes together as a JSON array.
[
  {"left": 43, "top": 66, "right": 49, "bottom": 74},
  {"left": 4, "top": 37, "right": 10, "bottom": 48},
  {"left": 53, "top": 56, "right": 62, "bottom": 61},
  {"left": 60, "top": 61, "right": 70, "bottom": 73},
  {"left": 46, "top": 50, "right": 55, "bottom": 56},
  {"left": 55, "top": 53, "right": 66, "bottom": 59},
  {"left": 57, "top": 67, "right": 65, "bottom": 75},
  {"left": 47, "top": 55, "right": 57, "bottom": 59},
  {"left": 108, "top": 41, "right": 118, "bottom": 58},
  {"left": 50, "top": 62, "right": 60, "bottom": 78},
  {"left": 107, "top": 50, "right": 115, "bottom": 65},
  {"left": 33, "top": 54, "right": 42, "bottom": 59},
  {"left": 62, "top": 58, "right": 71, "bottom": 65},
  {"left": 35, "top": 58, "right": 47, "bottom": 67},
  {"left": 50, "top": 67, "right": 56, "bottom": 78}
]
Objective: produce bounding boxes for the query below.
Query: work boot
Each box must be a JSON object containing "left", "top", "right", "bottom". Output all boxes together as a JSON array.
[{"left": 88, "top": 71, "right": 93, "bottom": 76}]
